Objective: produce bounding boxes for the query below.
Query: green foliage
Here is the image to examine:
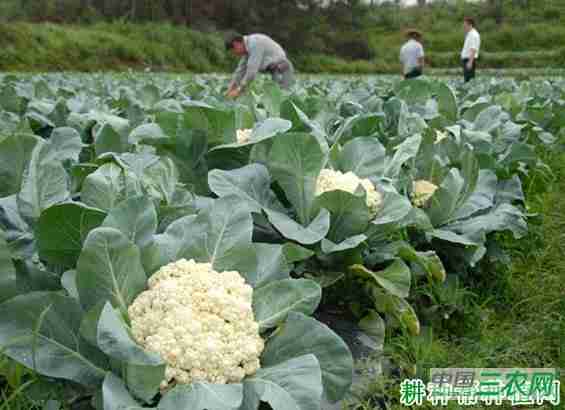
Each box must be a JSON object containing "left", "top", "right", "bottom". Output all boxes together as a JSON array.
[
  {"left": 0, "top": 22, "right": 231, "bottom": 72},
  {"left": 0, "top": 71, "right": 563, "bottom": 409}
]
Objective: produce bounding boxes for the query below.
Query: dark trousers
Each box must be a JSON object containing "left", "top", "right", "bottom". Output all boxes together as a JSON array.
[
  {"left": 462, "top": 58, "right": 476, "bottom": 82},
  {"left": 404, "top": 67, "right": 423, "bottom": 79}
]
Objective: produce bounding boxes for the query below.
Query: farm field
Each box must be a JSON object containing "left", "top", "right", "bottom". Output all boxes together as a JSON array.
[{"left": 0, "top": 72, "right": 563, "bottom": 410}]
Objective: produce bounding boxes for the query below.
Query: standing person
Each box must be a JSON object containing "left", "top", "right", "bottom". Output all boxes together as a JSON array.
[
  {"left": 461, "top": 17, "right": 481, "bottom": 83},
  {"left": 225, "top": 33, "right": 295, "bottom": 98},
  {"left": 399, "top": 29, "right": 425, "bottom": 80}
]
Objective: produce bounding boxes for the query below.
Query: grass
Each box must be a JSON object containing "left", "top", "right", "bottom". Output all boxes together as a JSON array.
[
  {"left": 0, "top": 355, "right": 43, "bottom": 410},
  {"left": 347, "top": 148, "right": 565, "bottom": 409},
  {"left": 0, "top": 22, "right": 233, "bottom": 73}
]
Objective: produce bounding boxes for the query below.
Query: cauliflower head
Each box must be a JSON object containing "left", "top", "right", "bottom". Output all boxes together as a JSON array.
[
  {"left": 236, "top": 128, "right": 252, "bottom": 144},
  {"left": 128, "top": 259, "right": 263, "bottom": 389},
  {"left": 411, "top": 180, "right": 439, "bottom": 207},
  {"left": 434, "top": 130, "right": 449, "bottom": 144},
  {"left": 315, "top": 169, "right": 383, "bottom": 217}
]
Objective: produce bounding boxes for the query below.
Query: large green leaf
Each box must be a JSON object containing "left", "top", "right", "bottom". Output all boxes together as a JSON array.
[
  {"left": 0, "top": 195, "right": 35, "bottom": 259},
  {"left": 0, "top": 132, "right": 39, "bottom": 197},
  {"left": 282, "top": 243, "right": 314, "bottom": 264},
  {"left": 112, "top": 153, "right": 160, "bottom": 180},
  {"left": 148, "top": 215, "right": 202, "bottom": 270},
  {"left": 280, "top": 102, "right": 327, "bottom": 147},
  {"left": 396, "top": 78, "right": 432, "bottom": 104},
  {"left": 351, "top": 259, "right": 411, "bottom": 298},
  {"left": 189, "top": 196, "right": 254, "bottom": 272},
  {"left": 452, "top": 170, "right": 498, "bottom": 221},
  {"left": 88, "top": 111, "right": 131, "bottom": 138},
  {"left": 268, "top": 133, "right": 326, "bottom": 225},
  {"left": 393, "top": 243, "right": 446, "bottom": 282},
  {"left": 150, "top": 130, "right": 209, "bottom": 195},
  {"left": 358, "top": 310, "right": 386, "bottom": 352},
  {"left": 495, "top": 175, "right": 524, "bottom": 205},
  {"left": 337, "top": 137, "right": 386, "bottom": 178},
  {"left": 210, "top": 118, "right": 292, "bottom": 151},
  {"left": 95, "top": 124, "right": 129, "bottom": 157},
  {"left": 76, "top": 227, "right": 147, "bottom": 314},
  {"left": 332, "top": 114, "right": 383, "bottom": 145},
  {"left": 45, "top": 127, "right": 84, "bottom": 164},
  {"left": 0, "top": 228, "right": 17, "bottom": 303},
  {"left": 462, "top": 99, "right": 491, "bottom": 122},
  {"left": 206, "top": 146, "right": 252, "bottom": 173},
  {"left": 433, "top": 81, "right": 458, "bottom": 122},
  {"left": 370, "top": 186, "right": 412, "bottom": 227},
  {"left": 128, "top": 123, "right": 167, "bottom": 145},
  {"left": 384, "top": 134, "right": 422, "bottom": 179},
  {"left": 427, "top": 168, "right": 466, "bottom": 227},
  {"left": 0, "top": 292, "right": 107, "bottom": 386},
  {"left": 102, "top": 196, "right": 157, "bottom": 249},
  {"left": 102, "top": 373, "right": 143, "bottom": 410},
  {"left": 208, "top": 164, "right": 285, "bottom": 214},
  {"left": 79, "top": 302, "right": 106, "bottom": 348},
  {"left": 152, "top": 197, "right": 256, "bottom": 273},
  {"left": 241, "top": 355, "right": 323, "bottom": 410},
  {"left": 81, "top": 163, "right": 142, "bottom": 212},
  {"left": 156, "top": 188, "right": 200, "bottom": 232},
  {"left": 246, "top": 244, "right": 290, "bottom": 288},
  {"left": 473, "top": 105, "right": 505, "bottom": 134},
  {"left": 445, "top": 203, "right": 528, "bottom": 241},
  {"left": 142, "top": 157, "right": 178, "bottom": 205},
  {"left": 158, "top": 382, "right": 243, "bottom": 410},
  {"left": 313, "top": 190, "right": 369, "bottom": 243},
  {"left": 164, "top": 101, "right": 234, "bottom": 148},
  {"left": 384, "top": 294, "right": 420, "bottom": 336},
  {"left": 61, "top": 269, "right": 79, "bottom": 299},
  {"left": 97, "top": 303, "right": 165, "bottom": 403},
  {"left": 456, "top": 149, "right": 481, "bottom": 210},
  {"left": 17, "top": 141, "right": 70, "bottom": 223},
  {"left": 498, "top": 142, "right": 537, "bottom": 168},
  {"left": 38, "top": 202, "right": 107, "bottom": 268},
  {"left": 264, "top": 208, "right": 330, "bottom": 246},
  {"left": 320, "top": 234, "right": 367, "bottom": 254},
  {"left": 97, "top": 303, "right": 161, "bottom": 365},
  {"left": 261, "top": 312, "right": 353, "bottom": 403},
  {"left": 0, "top": 83, "right": 26, "bottom": 114},
  {"left": 253, "top": 279, "right": 321, "bottom": 332},
  {"left": 260, "top": 83, "right": 284, "bottom": 117},
  {"left": 13, "top": 259, "right": 61, "bottom": 293},
  {"left": 428, "top": 229, "right": 479, "bottom": 246}
]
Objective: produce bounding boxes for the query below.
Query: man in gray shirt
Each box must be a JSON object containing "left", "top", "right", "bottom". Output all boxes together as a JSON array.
[
  {"left": 225, "top": 33, "right": 295, "bottom": 98},
  {"left": 399, "top": 29, "right": 425, "bottom": 80}
]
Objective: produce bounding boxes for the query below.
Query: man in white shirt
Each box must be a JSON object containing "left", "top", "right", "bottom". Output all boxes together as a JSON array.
[
  {"left": 461, "top": 17, "right": 481, "bottom": 83},
  {"left": 225, "top": 33, "right": 295, "bottom": 98},
  {"left": 399, "top": 29, "right": 425, "bottom": 80}
]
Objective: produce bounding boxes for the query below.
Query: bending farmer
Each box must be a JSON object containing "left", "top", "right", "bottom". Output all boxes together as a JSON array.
[
  {"left": 400, "top": 29, "right": 425, "bottom": 79},
  {"left": 225, "top": 33, "right": 295, "bottom": 98}
]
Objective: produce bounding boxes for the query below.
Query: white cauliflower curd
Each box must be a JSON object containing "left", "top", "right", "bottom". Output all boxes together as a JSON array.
[
  {"left": 128, "top": 259, "right": 263, "bottom": 389},
  {"left": 315, "top": 169, "right": 383, "bottom": 217},
  {"left": 435, "top": 130, "right": 449, "bottom": 144},
  {"left": 411, "top": 180, "right": 439, "bottom": 207},
  {"left": 236, "top": 128, "right": 252, "bottom": 144}
]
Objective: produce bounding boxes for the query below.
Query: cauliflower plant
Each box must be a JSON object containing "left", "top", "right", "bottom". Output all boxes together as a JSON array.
[
  {"left": 128, "top": 259, "right": 263, "bottom": 389},
  {"left": 315, "top": 169, "right": 383, "bottom": 217},
  {"left": 411, "top": 180, "right": 439, "bottom": 207},
  {"left": 236, "top": 128, "right": 252, "bottom": 144}
]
